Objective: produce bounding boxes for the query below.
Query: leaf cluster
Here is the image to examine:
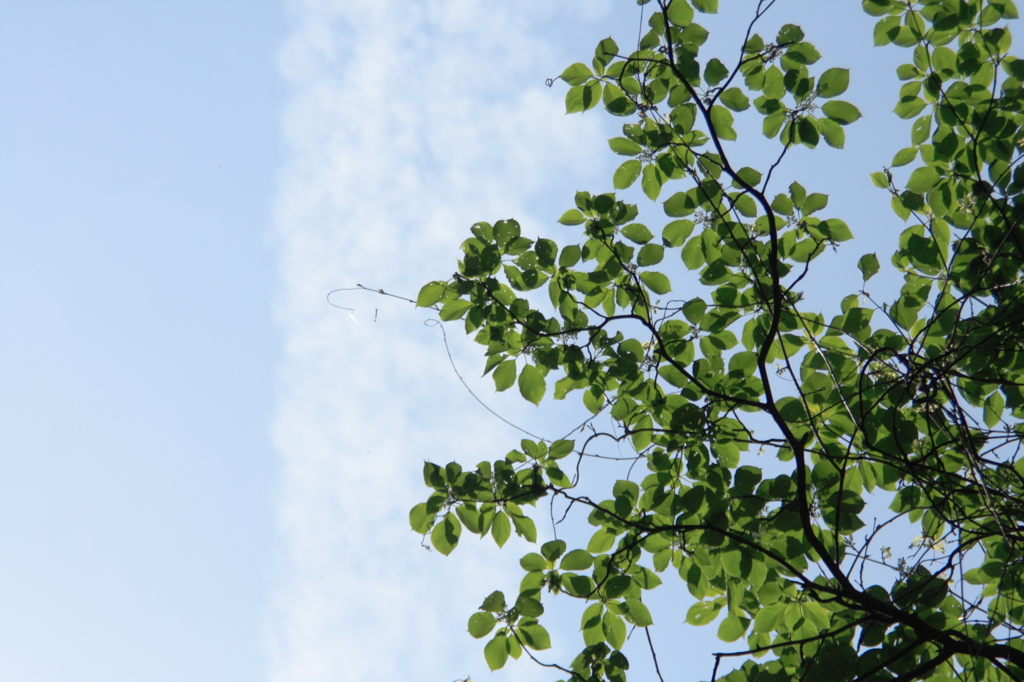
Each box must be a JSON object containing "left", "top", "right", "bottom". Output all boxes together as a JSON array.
[{"left": 409, "top": 1, "right": 1024, "bottom": 681}]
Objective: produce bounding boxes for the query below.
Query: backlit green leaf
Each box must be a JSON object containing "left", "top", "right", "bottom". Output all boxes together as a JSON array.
[
  {"left": 625, "top": 599, "right": 653, "bottom": 627},
  {"left": 817, "top": 68, "right": 850, "bottom": 97},
  {"left": 822, "top": 100, "right": 862, "bottom": 124},
  {"left": 560, "top": 62, "right": 592, "bottom": 86},
  {"left": 468, "top": 612, "right": 497, "bottom": 639},
  {"left": 891, "top": 147, "right": 917, "bottom": 167},
  {"left": 519, "top": 622, "right": 551, "bottom": 650},
  {"left": 906, "top": 166, "right": 941, "bottom": 193},
  {"left": 431, "top": 512, "right": 461, "bottom": 555},
  {"left": 718, "top": 615, "right": 748, "bottom": 642},
  {"left": 640, "top": 271, "right": 672, "bottom": 294},
  {"left": 603, "top": 612, "right": 627, "bottom": 650},
  {"left": 609, "top": 137, "right": 643, "bottom": 156},
  {"left": 416, "top": 282, "right": 446, "bottom": 307},
  {"left": 704, "top": 58, "right": 729, "bottom": 87},
  {"left": 621, "top": 223, "right": 654, "bottom": 244},
  {"left": 493, "top": 360, "right": 516, "bottom": 392},
  {"left": 719, "top": 87, "right": 750, "bottom": 111},
  {"left": 637, "top": 244, "right": 665, "bottom": 266},
  {"left": 560, "top": 549, "right": 594, "bottom": 570},
  {"left": 667, "top": 0, "right": 695, "bottom": 26},
  {"left": 558, "top": 209, "right": 587, "bottom": 226},
  {"left": 613, "top": 160, "right": 642, "bottom": 189},
  {"left": 484, "top": 635, "right": 508, "bottom": 670},
  {"left": 491, "top": 511, "right": 511, "bottom": 547}
]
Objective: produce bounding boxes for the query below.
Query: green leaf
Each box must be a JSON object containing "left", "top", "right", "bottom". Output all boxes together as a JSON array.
[
  {"left": 822, "top": 100, "right": 862, "bottom": 124},
  {"left": 984, "top": 391, "right": 1005, "bottom": 427},
  {"left": 603, "top": 612, "right": 627, "bottom": 650},
  {"left": 560, "top": 62, "right": 593, "bottom": 86},
  {"left": 704, "top": 58, "right": 730, "bottom": 87},
  {"left": 609, "top": 137, "right": 643, "bottom": 156},
  {"left": 964, "top": 567, "right": 997, "bottom": 585},
  {"left": 893, "top": 97, "right": 926, "bottom": 119},
  {"left": 777, "top": 24, "right": 804, "bottom": 43},
  {"left": 493, "top": 360, "right": 516, "bottom": 392},
  {"left": 802, "top": 193, "right": 828, "bottom": 215},
  {"left": 409, "top": 502, "right": 433, "bottom": 534},
  {"left": 870, "top": 172, "right": 889, "bottom": 188},
  {"left": 518, "top": 364, "right": 546, "bottom": 405},
  {"left": 560, "top": 549, "right": 594, "bottom": 570},
  {"left": 621, "top": 223, "right": 654, "bottom": 244},
  {"left": 816, "top": 68, "right": 850, "bottom": 97},
  {"left": 480, "top": 590, "right": 506, "bottom": 613},
  {"left": 664, "top": 190, "right": 697, "bottom": 217},
  {"left": 681, "top": 236, "right": 704, "bottom": 270},
  {"left": 484, "top": 635, "right": 509, "bottom": 670},
  {"left": 566, "top": 82, "right": 601, "bottom": 114},
  {"left": 637, "top": 244, "right": 665, "bottom": 266},
  {"left": 663, "top": 220, "right": 695, "bottom": 247},
  {"left": 911, "top": 115, "right": 931, "bottom": 145},
  {"left": 719, "top": 87, "right": 750, "bottom": 111},
  {"left": 686, "top": 601, "right": 722, "bottom": 625},
  {"left": 732, "top": 193, "right": 757, "bottom": 218},
  {"left": 762, "top": 111, "right": 786, "bottom": 139},
  {"left": 683, "top": 298, "right": 706, "bottom": 324},
  {"left": 416, "top": 282, "right": 446, "bottom": 307},
  {"left": 667, "top": 0, "right": 695, "bottom": 26},
  {"left": 709, "top": 105, "right": 736, "bottom": 140},
  {"left": 735, "top": 167, "right": 762, "bottom": 187},
  {"left": 718, "top": 615, "right": 749, "bottom": 642},
  {"left": 753, "top": 603, "right": 785, "bottom": 633},
  {"left": 604, "top": 575, "right": 633, "bottom": 599},
  {"left": 559, "top": 244, "right": 582, "bottom": 267},
  {"left": 691, "top": 0, "right": 718, "bottom": 13},
  {"left": 549, "top": 439, "right": 574, "bottom": 459},
  {"left": 588, "top": 527, "right": 618, "bottom": 554},
  {"left": 603, "top": 83, "right": 635, "bottom": 116},
  {"left": 519, "top": 622, "right": 551, "bottom": 650},
  {"left": 821, "top": 218, "right": 853, "bottom": 241},
  {"left": 640, "top": 271, "right": 672, "bottom": 295},
  {"left": 642, "top": 164, "right": 665, "bottom": 201},
  {"left": 492, "top": 511, "right": 511, "bottom": 547},
  {"left": 862, "top": 0, "right": 891, "bottom": 17},
  {"left": 520, "top": 552, "right": 548, "bottom": 572},
  {"left": 430, "top": 512, "right": 461, "bottom": 555},
  {"left": 796, "top": 116, "right": 819, "bottom": 148},
  {"left": 906, "top": 166, "right": 941, "bottom": 193},
  {"left": 890, "top": 195, "right": 911, "bottom": 221},
  {"left": 771, "top": 193, "right": 794, "bottom": 215},
  {"left": 439, "top": 299, "right": 473, "bottom": 321},
  {"left": 613, "top": 160, "right": 643, "bottom": 189},
  {"left": 891, "top": 147, "right": 917, "bottom": 167},
  {"left": 818, "top": 118, "right": 845, "bottom": 148},
  {"left": 511, "top": 513, "right": 537, "bottom": 542},
  {"left": 516, "top": 594, "right": 544, "bottom": 618},
  {"left": 558, "top": 209, "right": 587, "bottom": 226},
  {"left": 468, "top": 612, "right": 497, "bottom": 639},
  {"left": 540, "top": 540, "right": 566, "bottom": 562},
  {"left": 595, "top": 36, "right": 618, "bottom": 62},
  {"left": 625, "top": 599, "right": 653, "bottom": 627}
]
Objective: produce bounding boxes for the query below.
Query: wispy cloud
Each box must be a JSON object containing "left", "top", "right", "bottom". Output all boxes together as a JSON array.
[{"left": 269, "top": 1, "right": 613, "bottom": 680}]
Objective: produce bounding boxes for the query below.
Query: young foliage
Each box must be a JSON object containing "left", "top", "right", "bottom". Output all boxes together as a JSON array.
[{"left": 410, "top": 1, "right": 1024, "bottom": 680}]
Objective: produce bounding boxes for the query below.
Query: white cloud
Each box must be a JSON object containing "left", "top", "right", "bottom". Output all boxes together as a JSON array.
[{"left": 268, "top": 1, "right": 614, "bottom": 680}]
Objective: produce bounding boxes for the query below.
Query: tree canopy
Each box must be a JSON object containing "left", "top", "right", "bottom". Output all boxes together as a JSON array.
[{"left": 410, "top": 1, "right": 1024, "bottom": 680}]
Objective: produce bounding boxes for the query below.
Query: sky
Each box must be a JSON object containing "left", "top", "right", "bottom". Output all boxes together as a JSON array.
[{"left": 0, "top": 1, "right": 923, "bottom": 681}]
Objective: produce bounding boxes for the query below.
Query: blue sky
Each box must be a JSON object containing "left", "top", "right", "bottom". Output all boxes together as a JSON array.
[
  {"left": 1, "top": 2, "right": 283, "bottom": 681},
  {"left": 1, "top": 2, "right": 923, "bottom": 681}
]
